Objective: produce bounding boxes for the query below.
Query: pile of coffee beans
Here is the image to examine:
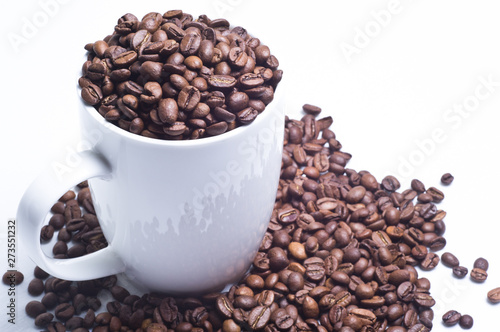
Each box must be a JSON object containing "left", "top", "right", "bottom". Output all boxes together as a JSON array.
[
  {"left": 79, "top": 10, "right": 282, "bottom": 140},
  {"left": 23, "top": 103, "right": 464, "bottom": 331}
]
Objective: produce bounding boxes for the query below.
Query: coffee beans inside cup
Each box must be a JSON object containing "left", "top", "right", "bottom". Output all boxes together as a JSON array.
[{"left": 79, "top": 10, "right": 282, "bottom": 140}]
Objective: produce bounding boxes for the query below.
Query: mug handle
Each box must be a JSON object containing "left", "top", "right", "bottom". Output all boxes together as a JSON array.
[{"left": 17, "top": 150, "right": 126, "bottom": 280}]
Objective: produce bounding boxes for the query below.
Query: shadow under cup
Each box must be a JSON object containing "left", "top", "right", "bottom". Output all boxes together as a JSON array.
[{"left": 77, "top": 81, "right": 285, "bottom": 294}]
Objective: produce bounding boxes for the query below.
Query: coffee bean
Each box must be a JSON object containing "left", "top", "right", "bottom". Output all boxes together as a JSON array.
[
  {"left": 110, "top": 285, "right": 130, "bottom": 302},
  {"left": 302, "top": 104, "right": 322, "bottom": 116},
  {"left": 40, "top": 292, "right": 58, "bottom": 310},
  {"left": 206, "top": 121, "right": 228, "bottom": 136},
  {"left": 408, "top": 324, "right": 430, "bottom": 332},
  {"left": 208, "top": 74, "right": 237, "bottom": 89},
  {"left": 146, "top": 323, "right": 168, "bottom": 332},
  {"left": 34, "top": 266, "right": 49, "bottom": 280},
  {"left": 28, "top": 278, "right": 45, "bottom": 296},
  {"left": 470, "top": 267, "right": 488, "bottom": 282},
  {"left": 177, "top": 85, "right": 200, "bottom": 111},
  {"left": 473, "top": 257, "right": 489, "bottom": 271},
  {"left": 81, "top": 83, "right": 103, "bottom": 105},
  {"left": 426, "top": 186, "right": 444, "bottom": 203},
  {"left": 54, "top": 303, "right": 75, "bottom": 322},
  {"left": 267, "top": 247, "right": 289, "bottom": 271},
  {"left": 3, "top": 270, "right": 24, "bottom": 285},
  {"left": 238, "top": 73, "right": 264, "bottom": 89},
  {"left": 442, "top": 309, "right": 461, "bottom": 326},
  {"left": 414, "top": 289, "right": 435, "bottom": 307},
  {"left": 420, "top": 252, "right": 439, "bottom": 271},
  {"left": 453, "top": 265, "right": 468, "bottom": 278},
  {"left": 459, "top": 314, "right": 473, "bottom": 329},
  {"left": 440, "top": 173, "right": 454, "bottom": 185},
  {"left": 237, "top": 107, "right": 258, "bottom": 125},
  {"left": 35, "top": 312, "right": 54, "bottom": 328},
  {"left": 381, "top": 175, "right": 400, "bottom": 192},
  {"left": 26, "top": 300, "right": 47, "bottom": 318},
  {"left": 441, "top": 252, "right": 459, "bottom": 268},
  {"left": 216, "top": 295, "right": 234, "bottom": 318},
  {"left": 488, "top": 287, "right": 500, "bottom": 303},
  {"left": 53, "top": 240, "right": 68, "bottom": 256},
  {"left": 302, "top": 295, "right": 320, "bottom": 318},
  {"left": 248, "top": 306, "right": 270, "bottom": 330}
]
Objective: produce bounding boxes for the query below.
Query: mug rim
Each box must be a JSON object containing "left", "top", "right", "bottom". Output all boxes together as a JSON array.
[{"left": 77, "top": 72, "right": 284, "bottom": 148}]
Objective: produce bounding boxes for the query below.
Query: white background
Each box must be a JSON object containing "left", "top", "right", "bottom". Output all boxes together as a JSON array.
[{"left": 2, "top": 0, "right": 500, "bottom": 330}]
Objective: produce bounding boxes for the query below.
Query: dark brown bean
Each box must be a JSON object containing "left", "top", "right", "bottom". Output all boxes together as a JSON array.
[
  {"left": 441, "top": 252, "right": 459, "bottom": 268},
  {"left": 442, "top": 309, "right": 461, "bottom": 326},
  {"left": 473, "top": 257, "right": 489, "bottom": 271},
  {"left": 440, "top": 172, "right": 454, "bottom": 185},
  {"left": 453, "top": 266, "right": 468, "bottom": 278}
]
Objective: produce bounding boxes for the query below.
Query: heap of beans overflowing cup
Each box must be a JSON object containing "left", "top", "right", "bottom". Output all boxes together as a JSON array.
[
  {"left": 13, "top": 8, "right": 500, "bottom": 332},
  {"left": 79, "top": 10, "right": 282, "bottom": 140}
]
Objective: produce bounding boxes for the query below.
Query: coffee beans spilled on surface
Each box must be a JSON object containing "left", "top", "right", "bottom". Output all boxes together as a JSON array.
[
  {"left": 26, "top": 103, "right": 481, "bottom": 331},
  {"left": 79, "top": 10, "right": 282, "bottom": 140},
  {"left": 441, "top": 310, "right": 473, "bottom": 329}
]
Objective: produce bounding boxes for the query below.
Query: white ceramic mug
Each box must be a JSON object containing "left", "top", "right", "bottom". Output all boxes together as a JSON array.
[{"left": 17, "top": 79, "right": 284, "bottom": 294}]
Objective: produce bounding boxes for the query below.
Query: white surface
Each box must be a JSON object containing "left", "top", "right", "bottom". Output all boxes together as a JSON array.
[{"left": 1, "top": 0, "right": 500, "bottom": 330}]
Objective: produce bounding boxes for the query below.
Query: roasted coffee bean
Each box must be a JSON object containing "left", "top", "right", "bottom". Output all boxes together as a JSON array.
[
  {"left": 302, "top": 295, "right": 320, "bottom": 318},
  {"left": 268, "top": 247, "right": 289, "bottom": 271},
  {"left": 272, "top": 308, "right": 294, "bottom": 329},
  {"left": 34, "top": 266, "right": 49, "bottom": 279},
  {"left": 440, "top": 172, "right": 454, "bottom": 185},
  {"left": 248, "top": 306, "right": 271, "bottom": 330},
  {"left": 216, "top": 295, "right": 234, "bottom": 318},
  {"left": 442, "top": 309, "right": 461, "bottom": 326},
  {"left": 81, "top": 83, "right": 103, "bottom": 105},
  {"left": 453, "top": 265, "right": 468, "bottom": 278},
  {"left": 28, "top": 278, "right": 45, "bottom": 296},
  {"left": 237, "top": 107, "right": 258, "bottom": 124},
  {"left": 470, "top": 267, "right": 488, "bottom": 282},
  {"left": 3, "top": 270, "right": 23, "bottom": 285},
  {"left": 111, "top": 285, "right": 131, "bottom": 302},
  {"left": 208, "top": 74, "right": 237, "bottom": 89},
  {"left": 206, "top": 121, "right": 228, "bottom": 136},
  {"left": 381, "top": 175, "right": 400, "bottom": 192},
  {"left": 35, "top": 312, "right": 54, "bottom": 328},
  {"left": 41, "top": 292, "right": 58, "bottom": 310},
  {"left": 420, "top": 252, "right": 439, "bottom": 271},
  {"left": 408, "top": 324, "right": 430, "bottom": 332},
  {"left": 414, "top": 288, "right": 436, "bottom": 307},
  {"left": 397, "top": 282, "right": 415, "bottom": 302},
  {"left": 54, "top": 303, "right": 74, "bottom": 320},
  {"left": 441, "top": 252, "right": 459, "bottom": 268},
  {"left": 488, "top": 287, "right": 500, "bottom": 303},
  {"left": 26, "top": 300, "right": 47, "bottom": 318},
  {"left": 303, "top": 104, "right": 322, "bottom": 116},
  {"left": 459, "top": 314, "right": 473, "bottom": 329},
  {"left": 426, "top": 187, "right": 444, "bottom": 202},
  {"left": 473, "top": 257, "right": 489, "bottom": 271},
  {"left": 177, "top": 85, "right": 200, "bottom": 111},
  {"left": 46, "top": 321, "right": 66, "bottom": 332},
  {"left": 53, "top": 240, "right": 68, "bottom": 256}
]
